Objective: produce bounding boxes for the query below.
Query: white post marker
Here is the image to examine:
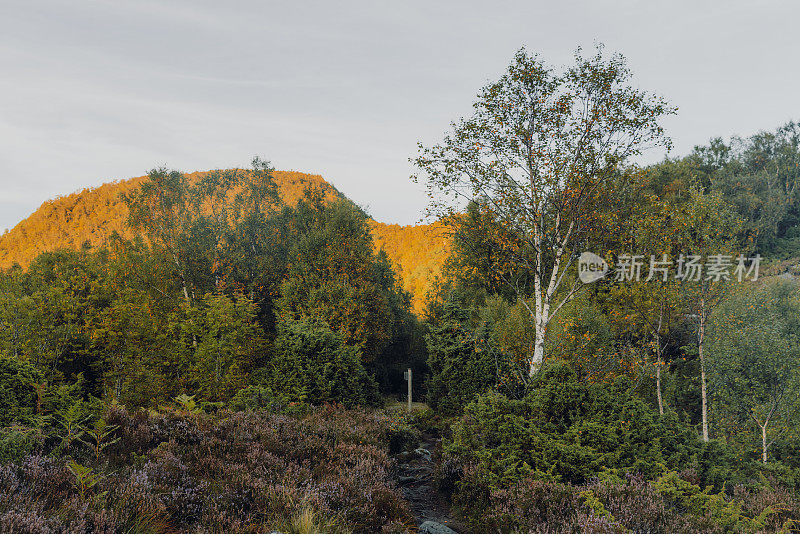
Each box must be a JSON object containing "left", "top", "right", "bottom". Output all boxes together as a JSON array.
[{"left": 404, "top": 368, "right": 412, "bottom": 411}]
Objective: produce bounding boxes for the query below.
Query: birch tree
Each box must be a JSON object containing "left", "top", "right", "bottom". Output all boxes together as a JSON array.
[
  {"left": 414, "top": 46, "right": 673, "bottom": 375},
  {"left": 707, "top": 279, "right": 800, "bottom": 463},
  {"left": 123, "top": 168, "right": 196, "bottom": 305},
  {"left": 123, "top": 158, "right": 278, "bottom": 305},
  {"left": 677, "top": 186, "right": 742, "bottom": 441}
]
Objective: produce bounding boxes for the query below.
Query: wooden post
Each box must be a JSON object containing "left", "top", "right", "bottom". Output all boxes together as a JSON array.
[{"left": 406, "top": 368, "right": 412, "bottom": 412}]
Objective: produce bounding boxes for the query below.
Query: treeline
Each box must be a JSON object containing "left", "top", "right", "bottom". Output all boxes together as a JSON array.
[
  {"left": 0, "top": 161, "right": 424, "bottom": 417},
  {"left": 0, "top": 171, "right": 449, "bottom": 314}
]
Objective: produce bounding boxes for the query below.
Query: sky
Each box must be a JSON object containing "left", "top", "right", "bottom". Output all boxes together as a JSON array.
[{"left": 1, "top": 0, "right": 799, "bottom": 232}]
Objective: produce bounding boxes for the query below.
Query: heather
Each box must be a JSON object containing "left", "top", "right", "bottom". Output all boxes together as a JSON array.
[
  {"left": 0, "top": 404, "right": 414, "bottom": 533},
  {"left": 473, "top": 471, "right": 800, "bottom": 533}
]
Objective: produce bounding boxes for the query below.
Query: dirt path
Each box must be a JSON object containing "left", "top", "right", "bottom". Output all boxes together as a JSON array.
[{"left": 394, "top": 431, "right": 469, "bottom": 533}]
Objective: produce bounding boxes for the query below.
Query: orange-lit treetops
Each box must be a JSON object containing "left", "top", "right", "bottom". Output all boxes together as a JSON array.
[{"left": 0, "top": 170, "right": 448, "bottom": 314}]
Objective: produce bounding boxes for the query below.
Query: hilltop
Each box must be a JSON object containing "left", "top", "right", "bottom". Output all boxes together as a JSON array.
[{"left": 0, "top": 170, "right": 449, "bottom": 313}]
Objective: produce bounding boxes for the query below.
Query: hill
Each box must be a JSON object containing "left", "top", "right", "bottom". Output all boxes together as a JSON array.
[{"left": 0, "top": 170, "right": 449, "bottom": 313}]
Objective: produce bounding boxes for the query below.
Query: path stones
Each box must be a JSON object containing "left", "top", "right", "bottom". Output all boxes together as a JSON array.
[
  {"left": 419, "top": 520, "right": 459, "bottom": 534},
  {"left": 414, "top": 447, "right": 432, "bottom": 461}
]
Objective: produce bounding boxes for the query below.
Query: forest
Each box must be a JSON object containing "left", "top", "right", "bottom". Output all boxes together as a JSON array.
[{"left": 2, "top": 48, "right": 800, "bottom": 533}]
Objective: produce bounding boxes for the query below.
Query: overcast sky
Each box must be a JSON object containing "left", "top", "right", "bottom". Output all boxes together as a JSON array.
[{"left": 1, "top": 0, "right": 798, "bottom": 231}]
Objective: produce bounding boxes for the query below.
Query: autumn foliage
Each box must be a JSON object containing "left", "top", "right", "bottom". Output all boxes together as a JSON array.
[{"left": 0, "top": 170, "right": 448, "bottom": 313}]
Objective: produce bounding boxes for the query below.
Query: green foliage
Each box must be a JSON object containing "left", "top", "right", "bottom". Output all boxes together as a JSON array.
[
  {"left": 441, "top": 201, "right": 533, "bottom": 300},
  {"left": 185, "top": 293, "right": 266, "bottom": 402},
  {"left": 447, "top": 363, "right": 702, "bottom": 491},
  {"left": 228, "top": 385, "right": 278, "bottom": 412},
  {"left": 579, "top": 489, "right": 618, "bottom": 524},
  {"left": 54, "top": 399, "right": 90, "bottom": 453},
  {"left": 79, "top": 418, "right": 120, "bottom": 463},
  {"left": 122, "top": 163, "right": 281, "bottom": 305},
  {"left": 0, "top": 356, "right": 44, "bottom": 425},
  {"left": 424, "top": 293, "right": 516, "bottom": 415},
  {"left": 277, "top": 193, "right": 410, "bottom": 368},
  {"left": 707, "top": 279, "right": 800, "bottom": 461},
  {"left": 90, "top": 290, "right": 180, "bottom": 405},
  {"left": 654, "top": 470, "right": 777, "bottom": 531},
  {"left": 382, "top": 407, "right": 423, "bottom": 454},
  {"left": 268, "top": 319, "right": 380, "bottom": 407},
  {"left": 67, "top": 460, "right": 101, "bottom": 500},
  {"left": 0, "top": 425, "right": 43, "bottom": 463},
  {"left": 174, "top": 393, "right": 202, "bottom": 414}
]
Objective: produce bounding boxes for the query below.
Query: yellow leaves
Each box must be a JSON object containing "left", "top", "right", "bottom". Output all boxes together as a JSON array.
[{"left": 2, "top": 170, "right": 452, "bottom": 316}]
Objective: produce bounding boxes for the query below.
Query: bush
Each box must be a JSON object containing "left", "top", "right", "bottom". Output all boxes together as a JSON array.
[
  {"left": 228, "top": 385, "right": 282, "bottom": 412},
  {"left": 0, "top": 426, "right": 44, "bottom": 464},
  {"left": 0, "top": 357, "right": 44, "bottom": 426},
  {"left": 268, "top": 319, "right": 380, "bottom": 407},
  {"left": 448, "top": 364, "right": 701, "bottom": 486},
  {"left": 469, "top": 470, "right": 800, "bottom": 533},
  {"left": 444, "top": 362, "right": 706, "bottom": 524},
  {"left": 382, "top": 407, "right": 422, "bottom": 454},
  {"left": 425, "top": 296, "right": 511, "bottom": 415}
]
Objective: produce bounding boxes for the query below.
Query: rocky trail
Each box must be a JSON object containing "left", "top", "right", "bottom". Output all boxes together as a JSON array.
[{"left": 394, "top": 431, "right": 469, "bottom": 534}]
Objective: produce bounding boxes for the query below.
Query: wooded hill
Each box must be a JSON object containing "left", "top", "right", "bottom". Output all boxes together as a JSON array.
[{"left": 0, "top": 170, "right": 449, "bottom": 313}]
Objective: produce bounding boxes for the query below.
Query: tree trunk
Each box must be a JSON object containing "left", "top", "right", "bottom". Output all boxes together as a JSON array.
[
  {"left": 172, "top": 251, "right": 191, "bottom": 306},
  {"left": 656, "top": 360, "right": 664, "bottom": 415},
  {"left": 699, "top": 297, "right": 709, "bottom": 442},
  {"left": 654, "top": 330, "right": 664, "bottom": 415},
  {"left": 531, "top": 330, "right": 545, "bottom": 376},
  {"left": 762, "top": 423, "right": 768, "bottom": 463},
  {"left": 181, "top": 281, "right": 191, "bottom": 305}
]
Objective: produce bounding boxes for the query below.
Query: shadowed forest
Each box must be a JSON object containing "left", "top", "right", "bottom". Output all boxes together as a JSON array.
[{"left": 3, "top": 48, "right": 800, "bottom": 533}]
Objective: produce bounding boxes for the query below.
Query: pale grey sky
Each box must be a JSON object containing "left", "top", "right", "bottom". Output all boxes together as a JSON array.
[{"left": 1, "top": 0, "right": 798, "bottom": 231}]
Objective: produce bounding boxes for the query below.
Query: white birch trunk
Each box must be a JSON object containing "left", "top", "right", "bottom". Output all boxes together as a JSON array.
[{"left": 699, "top": 296, "right": 709, "bottom": 442}]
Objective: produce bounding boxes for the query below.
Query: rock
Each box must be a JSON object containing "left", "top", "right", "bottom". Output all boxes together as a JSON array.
[
  {"left": 414, "top": 447, "right": 432, "bottom": 461},
  {"left": 419, "top": 521, "right": 458, "bottom": 534},
  {"left": 396, "top": 451, "right": 413, "bottom": 461}
]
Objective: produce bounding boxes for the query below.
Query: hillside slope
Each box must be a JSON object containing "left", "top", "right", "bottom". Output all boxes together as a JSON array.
[{"left": 0, "top": 170, "right": 448, "bottom": 313}]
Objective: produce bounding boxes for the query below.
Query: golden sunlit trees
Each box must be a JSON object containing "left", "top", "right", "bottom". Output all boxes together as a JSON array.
[{"left": 414, "top": 46, "right": 674, "bottom": 375}]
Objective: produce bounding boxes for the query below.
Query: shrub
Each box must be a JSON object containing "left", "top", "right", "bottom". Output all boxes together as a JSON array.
[
  {"left": 0, "top": 357, "right": 43, "bottom": 426},
  {"left": 424, "top": 296, "right": 510, "bottom": 415},
  {"left": 0, "top": 426, "right": 43, "bottom": 464},
  {"left": 382, "top": 407, "right": 422, "bottom": 454},
  {"left": 269, "top": 319, "right": 380, "bottom": 407},
  {"left": 448, "top": 364, "right": 701, "bottom": 488},
  {"left": 443, "top": 362, "right": 707, "bottom": 525},
  {"left": 228, "top": 384, "right": 281, "bottom": 412}
]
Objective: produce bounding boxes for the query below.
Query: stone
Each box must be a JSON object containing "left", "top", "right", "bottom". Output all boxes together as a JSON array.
[
  {"left": 414, "top": 447, "right": 432, "bottom": 461},
  {"left": 419, "top": 521, "right": 458, "bottom": 534}
]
